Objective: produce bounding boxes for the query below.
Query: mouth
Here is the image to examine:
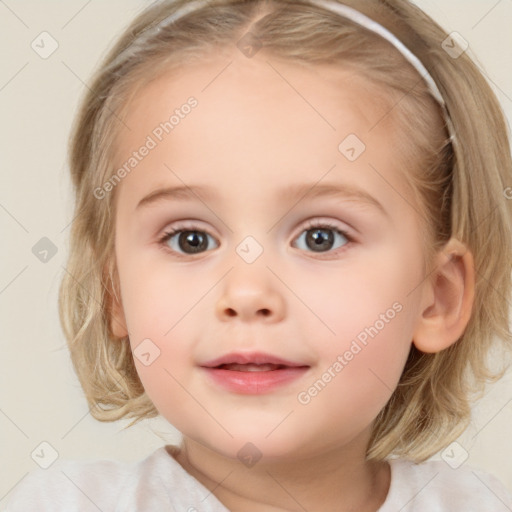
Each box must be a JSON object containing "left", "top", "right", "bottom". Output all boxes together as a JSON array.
[
  {"left": 201, "top": 352, "right": 309, "bottom": 371},
  {"left": 200, "top": 352, "right": 310, "bottom": 394},
  {"left": 213, "top": 362, "right": 293, "bottom": 372}
]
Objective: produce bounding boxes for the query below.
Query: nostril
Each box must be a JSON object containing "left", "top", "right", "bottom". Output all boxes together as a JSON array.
[{"left": 223, "top": 307, "right": 271, "bottom": 317}]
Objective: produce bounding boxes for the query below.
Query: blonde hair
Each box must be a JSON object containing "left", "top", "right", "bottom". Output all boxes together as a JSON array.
[{"left": 59, "top": 0, "right": 512, "bottom": 462}]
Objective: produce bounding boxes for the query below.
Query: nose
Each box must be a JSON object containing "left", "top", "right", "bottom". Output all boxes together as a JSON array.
[{"left": 215, "top": 265, "right": 286, "bottom": 323}]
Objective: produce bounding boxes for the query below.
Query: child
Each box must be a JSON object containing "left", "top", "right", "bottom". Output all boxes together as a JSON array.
[{"left": 6, "top": 0, "right": 512, "bottom": 510}]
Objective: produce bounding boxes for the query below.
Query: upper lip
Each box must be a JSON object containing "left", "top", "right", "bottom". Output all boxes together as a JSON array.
[{"left": 200, "top": 352, "right": 309, "bottom": 368}]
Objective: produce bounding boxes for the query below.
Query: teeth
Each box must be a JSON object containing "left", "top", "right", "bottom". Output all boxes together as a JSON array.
[{"left": 220, "top": 363, "right": 283, "bottom": 372}]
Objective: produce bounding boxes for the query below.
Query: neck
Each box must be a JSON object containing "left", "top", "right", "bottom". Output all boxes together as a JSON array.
[{"left": 172, "top": 432, "right": 390, "bottom": 512}]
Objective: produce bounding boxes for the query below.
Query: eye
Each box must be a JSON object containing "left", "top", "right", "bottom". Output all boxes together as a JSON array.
[
  {"left": 159, "top": 224, "right": 219, "bottom": 256},
  {"left": 293, "top": 220, "right": 351, "bottom": 254},
  {"left": 158, "top": 219, "right": 352, "bottom": 257}
]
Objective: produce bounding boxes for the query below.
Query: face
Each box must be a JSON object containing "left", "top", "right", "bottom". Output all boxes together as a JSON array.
[{"left": 111, "top": 49, "right": 430, "bottom": 462}]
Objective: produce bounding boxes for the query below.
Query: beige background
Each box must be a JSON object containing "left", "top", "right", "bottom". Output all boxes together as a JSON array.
[{"left": 1, "top": 0, "right": 511, "bottom": 507}]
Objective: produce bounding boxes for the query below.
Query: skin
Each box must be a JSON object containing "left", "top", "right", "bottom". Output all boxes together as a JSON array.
[{"left": 109, "top": 48, "right": 474, "bottom": 511}]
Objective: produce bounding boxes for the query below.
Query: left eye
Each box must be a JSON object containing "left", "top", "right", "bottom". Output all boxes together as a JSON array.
[{"left": 292, "top": 222, "right": 350, "bottom": 254}]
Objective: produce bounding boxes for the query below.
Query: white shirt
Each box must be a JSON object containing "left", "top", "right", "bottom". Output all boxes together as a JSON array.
[{"left": 4, "top": 445, "right": 512, "bottom": 511}]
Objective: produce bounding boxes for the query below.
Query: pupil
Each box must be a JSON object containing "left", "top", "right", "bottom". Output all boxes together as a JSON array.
[
  {"left": 180, "top": 231, "right": 207, "bottom": 253},
  {"left": 308, "top": 229, "right": 333, "bottom": 252}
]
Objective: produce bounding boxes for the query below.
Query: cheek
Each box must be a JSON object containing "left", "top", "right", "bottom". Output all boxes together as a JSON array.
[
  {"left": 291, "top": 241, "right": 423, "bottom": 349},
  {"left": 292, "top": 244, "right": 422, "bottom": 419},
  {"left": 126, "top": 311, "right": 198, "bottom": 427},
  {"left": 121, "top": 278, "right": 194, "bottom": 391},
  {"left": 294, "top": 308, "right": 413, "bottom": 448},
  {"left": 119, "top": 258, "right": 197, "bottom": 337},
  {"left": 113, "top": 250, "right": 191, "bottom": 403}
]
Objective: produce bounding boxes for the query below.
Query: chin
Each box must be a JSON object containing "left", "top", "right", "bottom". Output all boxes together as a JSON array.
[{"left": 191, "top": 425, "right": 319, "bottom": 465}]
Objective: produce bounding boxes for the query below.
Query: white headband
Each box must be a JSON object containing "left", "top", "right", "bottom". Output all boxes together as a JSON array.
[
  {"left": 148, "top": 0, "right": 456, "bottom": 143},
  {"left": 307, "top": 0, "right": 455, "bottom": 144}
]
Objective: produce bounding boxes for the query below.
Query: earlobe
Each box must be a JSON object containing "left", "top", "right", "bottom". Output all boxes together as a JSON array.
[{"left": 412, "top": 238, "right": 475, "bottom": 354}]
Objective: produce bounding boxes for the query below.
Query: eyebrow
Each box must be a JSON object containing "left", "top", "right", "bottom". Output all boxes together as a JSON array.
[{"left": 136, "top": 182, "right": 388, "bottom": 217}]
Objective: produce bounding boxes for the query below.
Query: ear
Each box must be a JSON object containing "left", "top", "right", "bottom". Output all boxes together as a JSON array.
[
  {"left": 412, "top": 238, "right": 475, "bottom": 353},
  {"left": 104, "top": 263, "right": 129, "bottom": 339}
]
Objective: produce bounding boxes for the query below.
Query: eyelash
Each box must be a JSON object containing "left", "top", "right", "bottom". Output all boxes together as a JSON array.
[{"left": 157, "top": 219, "right": 353, "bottom": 259}]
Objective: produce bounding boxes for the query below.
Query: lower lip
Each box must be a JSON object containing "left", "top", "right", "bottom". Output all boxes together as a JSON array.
[{"left": 201, "top": 367, "right": 309, "bottom": 394}]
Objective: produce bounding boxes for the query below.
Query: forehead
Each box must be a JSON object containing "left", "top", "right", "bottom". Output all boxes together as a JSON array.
[
  {"left": 118, "top": 54, "right": 386, "bottom": 137},
  {"left": 111, "top": 52, "right": 409, "bottom": 212}
]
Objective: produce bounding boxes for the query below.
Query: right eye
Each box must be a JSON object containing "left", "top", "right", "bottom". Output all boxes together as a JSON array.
[{"left": 159, "top": 226, "right": 219, "bottom": 256}]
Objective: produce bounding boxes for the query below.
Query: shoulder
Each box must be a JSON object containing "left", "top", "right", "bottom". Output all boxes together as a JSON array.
[
  {"left": 4, "top": 445, "right": 229, "bottom": 512},
  {"left": 3, "top": 447, "right": 167, "bottom": 512},
  {"left": 381, "top": 458, "right": 512, "bottom": 512}
]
